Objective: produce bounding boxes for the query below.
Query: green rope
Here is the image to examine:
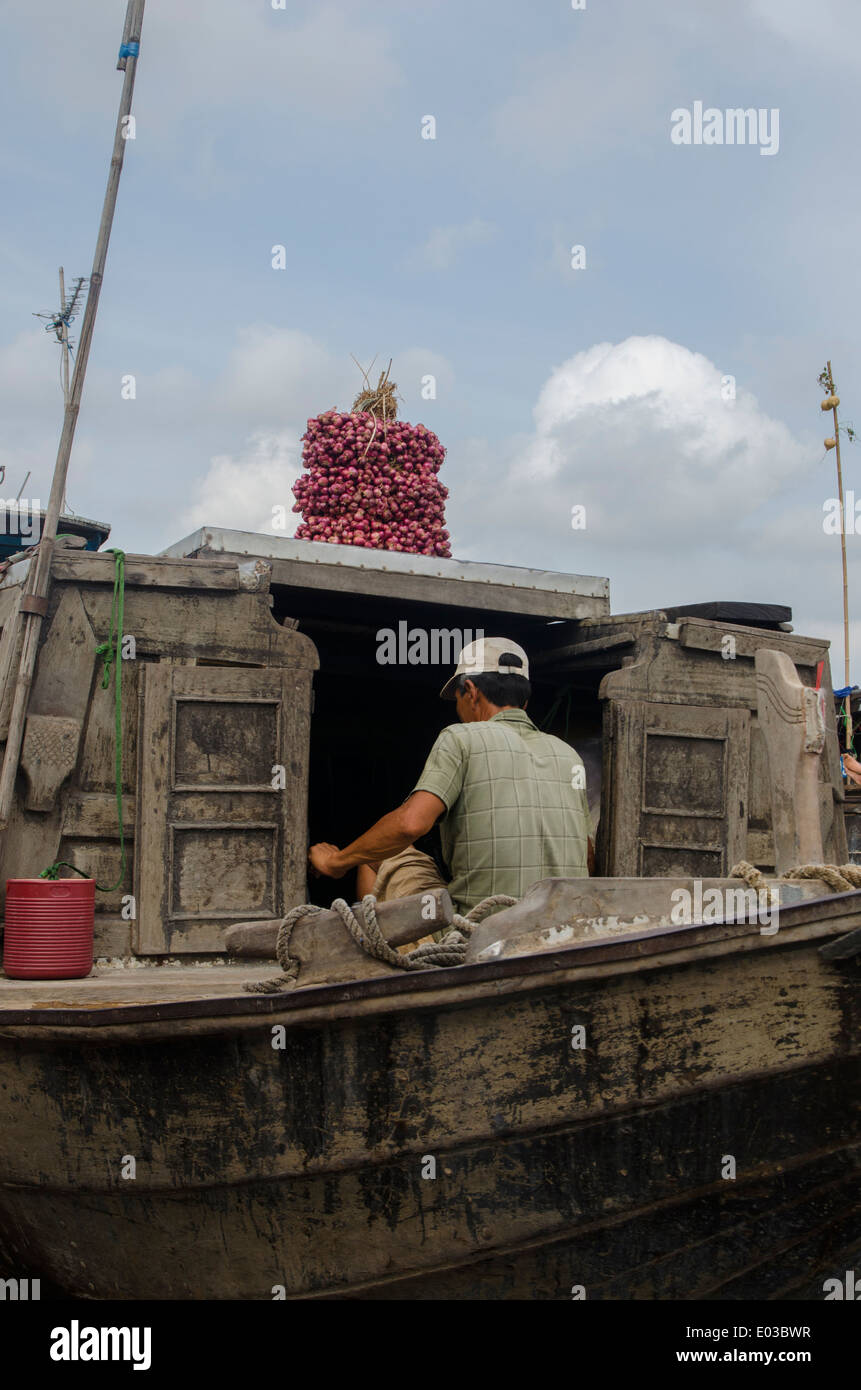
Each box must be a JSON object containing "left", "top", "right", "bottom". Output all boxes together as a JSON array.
[{"left": 40, "top": 549, "right": 127, "bottom": 891}]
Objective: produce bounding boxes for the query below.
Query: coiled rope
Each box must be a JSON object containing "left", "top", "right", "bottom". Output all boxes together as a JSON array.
[
  {"left": 731, "top": 860, "right": 861, "bottom": 894},
  {"left": 244, "top": 892, "right": 517, "bottom": 994}
]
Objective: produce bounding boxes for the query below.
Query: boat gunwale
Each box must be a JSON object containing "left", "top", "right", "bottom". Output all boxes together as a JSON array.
[{"left": 0, "top": 887, "right": 857, "bottom": 1038}]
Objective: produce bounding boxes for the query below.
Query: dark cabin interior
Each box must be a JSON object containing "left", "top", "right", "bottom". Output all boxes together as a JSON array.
[{"left": 268, "top": 582, "right": 619, "bottom": 907}]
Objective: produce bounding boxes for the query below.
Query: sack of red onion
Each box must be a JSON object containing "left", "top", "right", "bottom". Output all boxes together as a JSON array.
[{"left": 292, "top": 372, "right": 451, "bottom": 557}]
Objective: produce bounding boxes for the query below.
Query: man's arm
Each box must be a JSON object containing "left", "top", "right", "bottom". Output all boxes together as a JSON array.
[{"left": 309, "top": 790, "right": 446, "bottom": 879}]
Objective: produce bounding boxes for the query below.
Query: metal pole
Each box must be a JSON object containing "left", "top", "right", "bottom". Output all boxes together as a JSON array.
[
  {"left": 58, "top": 266, "right": 70, "bottom": 408},
  {"left": 58, "top": 267, "right": 70, "bottom": 514},
  {"left": 0, "top": 0, "right": 146, "bottom": 828}
]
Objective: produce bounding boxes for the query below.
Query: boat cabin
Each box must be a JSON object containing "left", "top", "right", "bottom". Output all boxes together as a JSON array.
[{"left": 0, "top": 529, "right": 847, "bottom": 957}]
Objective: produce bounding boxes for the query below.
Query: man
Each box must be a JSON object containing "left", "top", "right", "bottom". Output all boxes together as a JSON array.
[{"left": 308, "top": 637, "right": 594, "bottom": 915}]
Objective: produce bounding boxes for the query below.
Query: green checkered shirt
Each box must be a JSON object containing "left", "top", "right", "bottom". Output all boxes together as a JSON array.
[{"left": 412, "top": 708, "right": 591, "bottom": 915}]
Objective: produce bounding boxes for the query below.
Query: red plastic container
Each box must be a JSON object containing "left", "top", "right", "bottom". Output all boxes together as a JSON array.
[{"left": 3, "top": 878, "right": 95, "bottom": 979}]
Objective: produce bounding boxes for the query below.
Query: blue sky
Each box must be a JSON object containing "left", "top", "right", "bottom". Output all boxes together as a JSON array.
[{"left": 2, "top": 0, "right": 860, "bottom": 671}]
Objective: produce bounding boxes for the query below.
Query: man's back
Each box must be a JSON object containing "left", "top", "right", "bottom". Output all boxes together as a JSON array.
[{"left": 413, "top": 708, "right": 591, "bottom": 913}]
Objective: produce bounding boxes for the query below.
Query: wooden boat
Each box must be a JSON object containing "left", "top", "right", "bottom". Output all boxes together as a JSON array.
[
  {"left": 0, "top": 532, "right": 858, "bottom": 1299},
  {"left": 0, "top": 506, "right": 110, "bottom": 561}
]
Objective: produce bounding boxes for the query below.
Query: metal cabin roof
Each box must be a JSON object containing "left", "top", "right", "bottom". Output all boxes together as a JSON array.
[{"left": 161, "top": 528, "right": 611, "bottom": 621}]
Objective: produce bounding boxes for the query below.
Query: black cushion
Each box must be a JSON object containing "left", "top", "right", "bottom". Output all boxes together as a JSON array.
[{"left": 663, "top": 601, "right": 792, "bottom": 627}]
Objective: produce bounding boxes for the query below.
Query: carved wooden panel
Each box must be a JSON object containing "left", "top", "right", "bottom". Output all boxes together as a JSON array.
[
  {"left": 136, "top": 664, "right": 310, "bottom": 953},
  {"left": 604, "top": 701, "right": 750, "bottom": 878},
  {"left": 173, "top": 699, "right": 277, "bottom": 788},
  {"left": 643, "top": 733, "right": 726, "bottom": 817}
]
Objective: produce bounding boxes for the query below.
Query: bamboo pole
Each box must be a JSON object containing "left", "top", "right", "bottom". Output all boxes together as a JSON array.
[
  {"left": 828, "top": 362, "right": 853, "bottom": 750},
  {"left": 0, "top": 0, "right": 146, "bottom": 829}
]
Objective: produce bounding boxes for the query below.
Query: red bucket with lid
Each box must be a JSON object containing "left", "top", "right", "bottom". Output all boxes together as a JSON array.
[{"left": 3, "top": 878, "right": 95, "bottom": 979}]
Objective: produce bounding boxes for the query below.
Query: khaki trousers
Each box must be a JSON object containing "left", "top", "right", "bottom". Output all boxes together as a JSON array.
[{"left": 371, "top": 847, "right": 448, "bottom": 952}]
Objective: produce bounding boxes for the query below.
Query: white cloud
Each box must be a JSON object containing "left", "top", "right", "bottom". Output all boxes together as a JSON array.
[
  {"left": 509, "top": 335, "right": 809, "bottom": 532},
  {"left": 174, "top": 332, "right": 820, "bottom": 574},
  {"left": 410, "top": 219, "right": 496, "bottom": 271},
  {"left": 174, "top": 323, "right": 347, "bottom": 537},
  {"left": 180, "top": 430, "right": 303, "bottom": 538},
  {"left": 179, "top": 330, "right": 456, "bottom": 541},
  {"left": 218, "top": 325, "right": 352, "bottom": 422},
  {"left": 440, "top": 334, "right": 861, "bottom": 666}
]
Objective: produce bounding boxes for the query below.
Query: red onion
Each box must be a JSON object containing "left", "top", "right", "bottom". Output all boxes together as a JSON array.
[{"left": 293, "top": 411, "right": 451, "bottom": 556}]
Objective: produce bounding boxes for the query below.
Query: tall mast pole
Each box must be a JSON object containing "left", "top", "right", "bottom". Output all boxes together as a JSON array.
[
  {"left": 0, "top": 0, "right": 146, "bottom": 828},
  {"left": 822, "top": 360, "right": 852, "bottom": 752}
]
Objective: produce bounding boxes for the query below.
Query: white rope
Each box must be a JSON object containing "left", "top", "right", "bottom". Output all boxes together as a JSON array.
[{"left": 244, "top": 892, "right": 517, "bottom": 994}]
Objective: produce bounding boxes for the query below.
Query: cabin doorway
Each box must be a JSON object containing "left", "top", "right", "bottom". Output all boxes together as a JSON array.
[{"left": 268, "top": 584, "right": 628, "bottom": 906}]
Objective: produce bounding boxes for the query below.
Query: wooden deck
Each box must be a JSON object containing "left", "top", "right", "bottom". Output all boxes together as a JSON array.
[
  {"left": 0, "top": 887, "right": 857, "bottom": 1044},
  {"left": 0, "top": 961, "right": 281, "bottom": 1011}
]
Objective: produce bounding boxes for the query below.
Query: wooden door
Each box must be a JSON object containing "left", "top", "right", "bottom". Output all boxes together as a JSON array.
[
  {"left": 136, "top": 664, "right": 309, "bottom": 953},
  {"left": 604, "top": 701, "right": 750, "bottom": 877}
]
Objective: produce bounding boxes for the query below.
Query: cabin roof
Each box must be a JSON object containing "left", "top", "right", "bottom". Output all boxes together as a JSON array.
[
  {"left": 162, "top": 527, "right": 611, "bottom": 621},
  {"left": 163, "top": 527, "right": 609, "bottom": 597}
]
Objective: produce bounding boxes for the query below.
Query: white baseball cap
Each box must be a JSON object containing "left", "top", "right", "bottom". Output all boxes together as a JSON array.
[{"left": 440, "top": 636, "right": 530, "bottom": 700}]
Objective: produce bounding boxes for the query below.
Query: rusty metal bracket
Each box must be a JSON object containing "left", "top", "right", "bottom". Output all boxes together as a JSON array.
[{"left": 18, "top": 595, "right": 49, "bottom": 617}]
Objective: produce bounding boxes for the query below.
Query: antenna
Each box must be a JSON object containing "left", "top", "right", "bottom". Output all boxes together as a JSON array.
[
  {"left": 33, "top": 267, "right": 87, "bottom": 513},
  {"left": 34, "top": 268, "right": 88, "bottom": 408}
]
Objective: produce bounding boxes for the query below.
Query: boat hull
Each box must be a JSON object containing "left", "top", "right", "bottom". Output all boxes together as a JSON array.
[
  {"left": 0, "top": 906, "right": 857, "bottom": 1299},
  {"left": 0, "top": 1057, "right": 857, "bottom": 1299}
]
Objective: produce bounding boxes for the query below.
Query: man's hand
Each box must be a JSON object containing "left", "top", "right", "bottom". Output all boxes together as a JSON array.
[
  {"left": 308, "top": 842, "right": 348, "bottom": 879},
  {"left": 309, "top": 794, "right": 446, "bottom": 882},
  {"left": 843, "top": 753, "right": 861, "bottom": 788}
]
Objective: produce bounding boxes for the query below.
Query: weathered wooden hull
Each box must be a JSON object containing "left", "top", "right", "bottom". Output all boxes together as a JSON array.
[
  {"left": 0, "top": 1059, "right": 856, "bottom": 1300},
  {"left": 0, "top": 897, "right": 857, "bottom": 1299}
]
